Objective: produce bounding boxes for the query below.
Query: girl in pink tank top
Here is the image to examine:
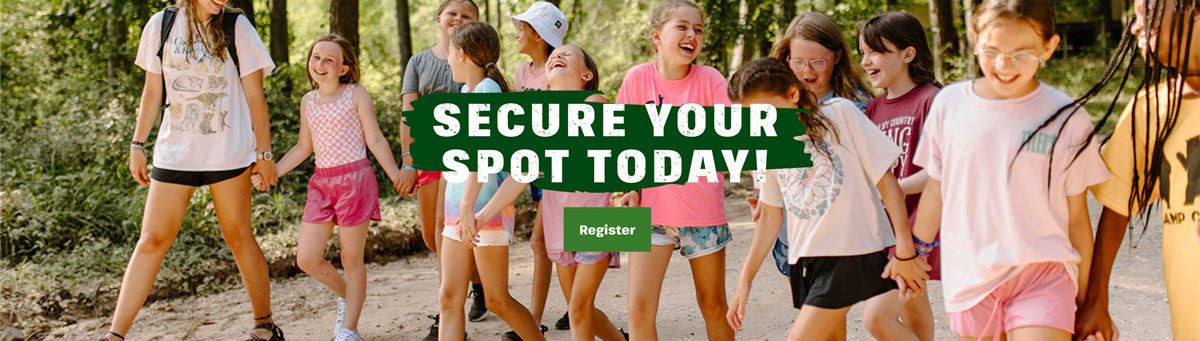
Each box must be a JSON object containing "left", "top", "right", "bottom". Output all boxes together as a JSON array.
[{"left": 256, "top": 35, "right": 403, "bottom": 341}]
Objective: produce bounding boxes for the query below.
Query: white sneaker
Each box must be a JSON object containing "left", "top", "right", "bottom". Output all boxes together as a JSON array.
[
  {"left": 334, "top": 297, "right": 346, "bottom": 337},
  {"left": 335, "top": 328, "right": 362, "bottom": 341}
]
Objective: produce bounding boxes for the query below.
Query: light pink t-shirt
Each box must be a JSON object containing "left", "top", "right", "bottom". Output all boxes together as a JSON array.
[
  {"left": 516, "top": 61, "right": 548, "bottom": 92},
  {"left": 615, "top": 62, "right": 732, "bottom": 226},
  {"left": 913, "top": 81, "right": 1109, "bottom": 312},
  {"left": 542, "top": 190, "right": 612, "bottom": 252}
]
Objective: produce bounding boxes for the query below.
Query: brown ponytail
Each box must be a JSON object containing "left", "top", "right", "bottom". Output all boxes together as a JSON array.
[
  {"left": 453, "top": 21, "right": 511, "bottom": 92},
  {"left": 729, "top": 58, "right": 838, "bottom": 160}
]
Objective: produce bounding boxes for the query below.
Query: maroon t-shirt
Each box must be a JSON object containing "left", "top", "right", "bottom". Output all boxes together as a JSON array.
[
  {"left": 868, "top": 82, "right": 941, "bottom": 279},
  {"left": 865, "top": 82, "right": 940, "bottom": 215}
]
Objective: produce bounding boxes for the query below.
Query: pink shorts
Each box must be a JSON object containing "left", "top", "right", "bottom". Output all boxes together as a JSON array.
[
  {"left": 947, "top": 262, "right": 1076, "bottom": 338},
  {"left": 302, "top": 159, "right": 382, "bottom": 226},
  {"left": 546, "top": 250, "right": 620, "bottom": 268},
  {"left": 417, "top": 170, "right": 442, "bottom": 187}
]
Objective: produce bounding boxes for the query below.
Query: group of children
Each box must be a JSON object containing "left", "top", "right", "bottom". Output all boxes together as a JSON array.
[{"left": 113, "top": 0, "right": 1200, "bottom": 340}]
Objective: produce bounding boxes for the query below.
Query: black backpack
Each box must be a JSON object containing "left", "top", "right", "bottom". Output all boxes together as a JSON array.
[{"left": 156, "top": 7, "right": 242, "bottom": 108}]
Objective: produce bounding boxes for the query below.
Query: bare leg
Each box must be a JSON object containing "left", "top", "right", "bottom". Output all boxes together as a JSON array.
[
  {"left": 296, "top": 222, "right": 342, "bottom": 297},
  {"left": 626, "top": 245, "right": 674, "bottom": 341},
  {"left": 529, "top": 203, "right": 551, "bottom": 324},
  {"left": 566, "top": 256, "right": 623, "bottom": 341},
  {"left": 337, "top": 221, "right": 370, "bottom": 331},
  {"left": 863, "top": 290, "right": 918, "bottom": 341},
  {"left": 437, "top": 236, "right": 473, "bottom": 341},
  {"left": 210, "top": 172, "right": 275, "bottom": 338},
  {"left": 900, "top": 290, "right": 935, "bottom": 341},
  {"left": 786, "top": 305, "right": 851, "bottom": 341},
  {"left": 474, "top": 245, "right": 544, "bottom": 340},
  {"left": 107, "top": 181, "right": 195, "bottom": 337},
  {"left": 687, "top": 249, "right": 733, "bottom": 341}
]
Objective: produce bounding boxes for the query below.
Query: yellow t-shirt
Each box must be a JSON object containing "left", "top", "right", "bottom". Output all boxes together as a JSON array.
[{"left": 1090, "top": 85, "right": 1200, "bottom": 339}]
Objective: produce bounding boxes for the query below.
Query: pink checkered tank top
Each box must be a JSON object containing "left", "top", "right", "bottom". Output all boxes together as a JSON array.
[{"left": 305, "top": 84, "right": 367, "bottom": 168}]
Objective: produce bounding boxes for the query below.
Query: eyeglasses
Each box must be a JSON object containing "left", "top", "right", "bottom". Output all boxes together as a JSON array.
[
  {"left": 787, "top": 55, "right": 833, "bottom": 72},
  {"left": 975, "top": 48, "right": 1044, "bottom": 67}
]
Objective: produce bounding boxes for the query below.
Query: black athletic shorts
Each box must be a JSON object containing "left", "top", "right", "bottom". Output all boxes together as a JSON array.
[
  {"left": 151, "top": 165, "right": 252, "bottom": 187},
  {"left": 789, "top": 250, "right": 898, "bottom": 309}
]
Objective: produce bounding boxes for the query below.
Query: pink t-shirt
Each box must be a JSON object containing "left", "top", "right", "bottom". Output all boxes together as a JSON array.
[
  {"left": 516, "top": 61, "right": 547, "bottom": 92},
  {"left": 616, "top": 62, "right": 732, "bottom": 226},
  {"left": 542, "top": 190, "right": 612, "bottom": 252},
  {"left": 913, "top": 81, "right": 1109, "bottom": 312}
]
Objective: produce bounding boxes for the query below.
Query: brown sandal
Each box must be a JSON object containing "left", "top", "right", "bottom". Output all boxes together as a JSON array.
[
  {"left": 98, "top": 331, "right": 125, "bottom": 341},
  {"left": 246, "top": 314, "right": 285, "bottom": 341}
]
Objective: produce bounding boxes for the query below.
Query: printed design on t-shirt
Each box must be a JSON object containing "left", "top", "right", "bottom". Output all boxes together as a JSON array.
[
  {"left": 644, "top": 94, "right": 666, "bottom": 106},
  {"left": 877, "top": 116, "right": 916, "bottom": 174},
  {"left": 207, "top": 75, "right": 228, "bottom": 91},
  {"left": 1020, "top": 130, "right": 1059, "bottom": 155},
  {"left": 171, "top": 75, "right": 203, "bottom": 92},
  {"left": 162, "top": 36, "right": 232, "bottom": 136},
  {"left": 1163, "top": 136, "right": 1200, "bottom": 208},
  {"left": 780, "top": 139, "right": 845, "bottom": 220}
]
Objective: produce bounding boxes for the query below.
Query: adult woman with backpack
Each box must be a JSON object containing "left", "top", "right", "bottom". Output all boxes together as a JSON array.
[{"left": 100, "top": 0, "right": 280, "bottom": 340}]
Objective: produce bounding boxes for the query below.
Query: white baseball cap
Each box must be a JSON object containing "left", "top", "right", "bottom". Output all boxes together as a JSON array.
[{"left": 511, "top": 1, "right": 568, "bottom": 48}]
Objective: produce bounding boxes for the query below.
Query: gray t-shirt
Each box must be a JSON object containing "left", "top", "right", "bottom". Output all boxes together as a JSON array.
[{"left": 402, "top": 48, "right": 464, "bottom": 96}]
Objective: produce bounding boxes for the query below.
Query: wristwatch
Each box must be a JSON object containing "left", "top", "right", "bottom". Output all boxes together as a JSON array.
[{"left": 257, "top": 150, "right": 273, "bottom": 161}]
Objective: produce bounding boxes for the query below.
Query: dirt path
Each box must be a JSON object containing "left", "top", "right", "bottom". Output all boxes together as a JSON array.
[{"left": 51, "top": 195, "right": 1170, "bottom": 340}]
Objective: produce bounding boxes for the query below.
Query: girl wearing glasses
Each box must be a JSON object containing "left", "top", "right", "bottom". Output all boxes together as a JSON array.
[
  {"left": 771, "top": 12, "right": 874, "bottom": 113},
  {"left": 909, "top": 0, "right": 1107, "bottom": 339}
]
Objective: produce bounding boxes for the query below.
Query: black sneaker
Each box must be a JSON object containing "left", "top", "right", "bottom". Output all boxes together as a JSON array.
[
  {"left": 554, "top": 312, "right": 570, "bottom": 330},
  {"left": 468, "top": 283, "right": 489, "bottom": 322},
  {"left": 422, "top": 314, "right": 438, "bottom": 341},
  {"left": 500, "top": 325, "right": 547, "bottom": 341}
]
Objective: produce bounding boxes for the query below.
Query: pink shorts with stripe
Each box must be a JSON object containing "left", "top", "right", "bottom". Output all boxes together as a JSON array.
[{"left": 947, "top": 262, "right": 1076, "bottom": 338}]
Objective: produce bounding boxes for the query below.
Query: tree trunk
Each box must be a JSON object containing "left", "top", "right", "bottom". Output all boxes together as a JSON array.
[
  {"left": 929, "top": 0, "right": 959, "bottom": 78},
  {"left": 106, "top": 14, "right": 129, "bottom": 79},
  {"left": 963, "top": 0, "right": 977, "bottom": 77},
  {"left": 396, "top": 0, "right": 413, "bottom": 73},
  {"left": 330, "top": 0, "right": 360, "bottom": 55},
  {"left": 229, "top": 0, "right": 255, "bottom": 26},
  {"left": 269, "top": 0, "right": 288, "bottom": 64}
]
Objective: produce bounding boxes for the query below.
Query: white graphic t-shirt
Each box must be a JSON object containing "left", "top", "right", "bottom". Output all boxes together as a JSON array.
[
  {"left": 760, "top": 98, "right": 902, "bottom": 261},
  {"left": 134, "top": 10, "right": 275, "bottom": 171}
]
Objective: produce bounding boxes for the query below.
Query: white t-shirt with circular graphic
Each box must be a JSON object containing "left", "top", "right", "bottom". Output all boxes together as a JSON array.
[{"left": 760, "top": 98, "right": 901, "bottom": 262}]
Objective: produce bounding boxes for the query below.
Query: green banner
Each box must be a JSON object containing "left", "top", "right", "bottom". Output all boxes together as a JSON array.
[
  {"left": 405, "top": 91, "right": 811, "bottom": 192},
  {"left": 564, "top": 207, "right": 651, "bottom": 252}
]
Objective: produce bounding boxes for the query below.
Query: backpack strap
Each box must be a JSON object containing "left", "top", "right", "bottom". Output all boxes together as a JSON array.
[
  {"left": 222, "top": 11, "right": 241, "bottom": 77},
  {"left": 157, "top": 7, "right": 178, "bottom": 108}
]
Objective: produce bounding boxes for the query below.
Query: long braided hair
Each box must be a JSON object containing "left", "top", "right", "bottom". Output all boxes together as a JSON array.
[{"left": 1018, "top": 0, "right": 1197, "bottom": 230}]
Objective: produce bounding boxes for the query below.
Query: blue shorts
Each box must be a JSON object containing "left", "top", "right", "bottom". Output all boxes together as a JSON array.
[
  {"left": 530, "top": 183, "right": 542, "bottom": 202},
  {"left": 650, "top": 224, "right": 732, "bottom": 259},
  {"left": 772, "top": 238, "right": 791, "bottom": 276}
]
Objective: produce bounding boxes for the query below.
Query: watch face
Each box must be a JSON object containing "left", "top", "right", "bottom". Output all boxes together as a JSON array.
[{"left": 264, "top": 151, "right": 273, "bottom": 160}]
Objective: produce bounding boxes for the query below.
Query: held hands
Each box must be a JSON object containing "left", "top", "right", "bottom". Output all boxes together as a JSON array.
[
  {"left": 252, "top": 159, "right": 278, "bottom": 190},
  {"left": 746, "top": 197, "right": 761, "bottom": 222},
  {"left": 1075, "top": 297, "right": 1119, "bottom": 341},
  {"left": 129, "top": 149, "right": 150, "bottom": 185},
  {"left": 726, "top": 283, "right": 751, "bottom": 332},
  {"left": 396, "top": 168, "right": 418, "bottom": 196},
  {"left": 881, "top": 254, "right": 931, "bottom": 299},
  {"left": 613, "top": 191, "right": 641, "bottom": 207}
]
